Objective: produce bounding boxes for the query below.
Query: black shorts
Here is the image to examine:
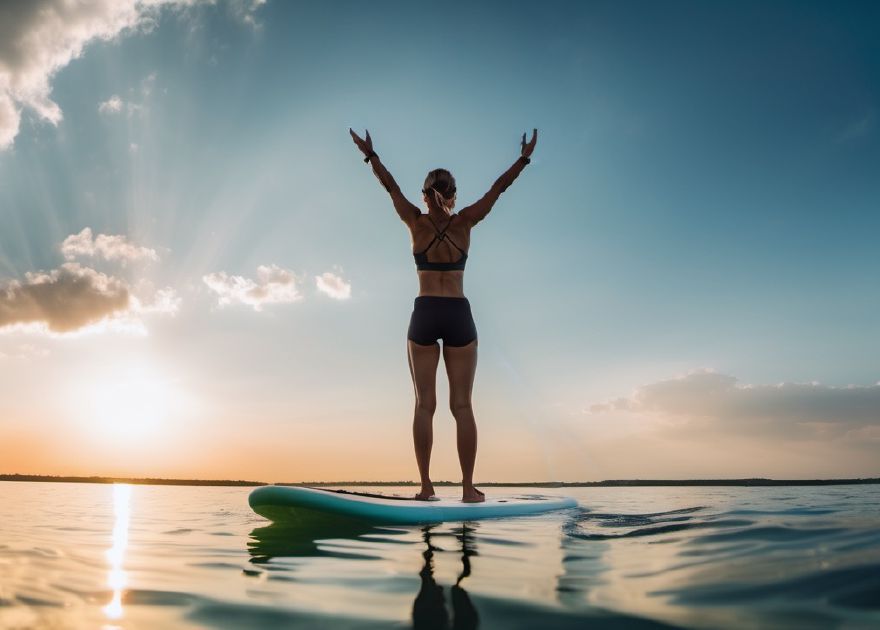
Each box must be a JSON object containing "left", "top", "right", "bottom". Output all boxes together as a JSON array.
[{"left": 407, "top": 296, "right": 478, "bottom": 347}]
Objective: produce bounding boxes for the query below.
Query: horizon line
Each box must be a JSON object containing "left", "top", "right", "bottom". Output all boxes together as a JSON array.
[{"left": 2, "top": 474, "right": 879, "bottom": 488}]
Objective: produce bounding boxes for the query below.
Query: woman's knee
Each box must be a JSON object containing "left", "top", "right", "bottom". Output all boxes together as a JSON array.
[
  {"left": 449, "top": 399, "right": 473, "bottom": 418},
  {"left": 415, "top": 395, "right": 437, "bottom": 415}
]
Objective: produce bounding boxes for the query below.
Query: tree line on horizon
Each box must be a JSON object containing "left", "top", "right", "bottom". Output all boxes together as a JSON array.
[{"left": 2, "top": 474, "right": 878, "bottom": 487}]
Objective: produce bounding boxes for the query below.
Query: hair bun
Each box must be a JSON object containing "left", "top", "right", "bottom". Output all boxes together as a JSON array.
[{"left": 423, "top": 168, "right": 457, "bottom": 200}]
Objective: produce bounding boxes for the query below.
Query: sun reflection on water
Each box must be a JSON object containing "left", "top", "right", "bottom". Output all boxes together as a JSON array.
[{"left": 102, "top": 484, "right": 131, "bottom": 622}]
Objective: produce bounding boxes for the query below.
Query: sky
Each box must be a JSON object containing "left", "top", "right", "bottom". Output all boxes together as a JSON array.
[{"left": 0, "top": 0, "right": 878, "bottom": 482}]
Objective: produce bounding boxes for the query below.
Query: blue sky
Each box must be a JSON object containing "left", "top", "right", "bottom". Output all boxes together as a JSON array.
[{"left": 0, "top": 0, "right": 877, "bottom": 481}]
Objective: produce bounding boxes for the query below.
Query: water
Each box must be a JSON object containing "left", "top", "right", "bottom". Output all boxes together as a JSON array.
[{"left": 1, "top": 482, "right": 879, "bottom": 629}]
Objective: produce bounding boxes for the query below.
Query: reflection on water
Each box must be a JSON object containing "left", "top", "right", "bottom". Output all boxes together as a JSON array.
[
  {"left": 412, "top": 525, "right": 479, "bottom": 630},
  {"left": 0, "top": 483, "right": 879, "bottom": 629},
  {"left": 248, "top": 513, "right": 378, "bottom": 562},
  {"left": 249, "top": 519, "right": 482, "bottom": 629},
  {"left": 102, "top": 484, "right": 131, "bottom": 621}
]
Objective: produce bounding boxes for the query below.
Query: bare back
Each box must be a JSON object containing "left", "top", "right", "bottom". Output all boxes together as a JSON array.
[{"left": 409, "top": 213, "right": 472, "bottom": 297}]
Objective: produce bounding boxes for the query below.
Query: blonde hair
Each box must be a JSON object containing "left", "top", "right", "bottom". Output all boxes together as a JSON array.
[{"left": 422, "top": 168, "right": 457, "bottom": 212}]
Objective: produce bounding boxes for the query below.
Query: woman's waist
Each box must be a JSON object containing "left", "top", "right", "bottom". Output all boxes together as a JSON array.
[
  {"left": 414, "top": 294, "right": 470, "bottom": 303},
  {"left": 413, "top": 294, "right": 471, "bottom": 313},
  {"left": 415, "top": 283, "right": 465, "bottom": 297},
  {"left": 417, "top": 271, "right": 464, "bottom": 297}
]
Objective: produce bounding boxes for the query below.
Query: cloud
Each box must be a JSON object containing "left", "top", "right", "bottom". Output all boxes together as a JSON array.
[
  {"left": 315, "top": 271, "right": 351, "bottom": 300},
  {"left": 588, "top": 369, "right": 880, "bottom": 440},
  {"left": 131, "top": 280, "right": 181, "bottom": 316},
  {"left": 203, "top": 264, "right": 302, "bottom": 311},
  {"left": 98, "top": 73, "right": 158, "bottom": 117},
  {"left": 61, "top": 227, "right": 158, "bottom": 263},
  {"left": 0, "top": 262, "right": 130, "bottom": 334},
  {"left": 0, "top": 0, "right": 169, "bottom": 149},
  {"left": 0, "top": 260, "right": 179, "bottom": 336},
  {"left": 0, "top": 0, "right": 266, "bottom": 150},
  {"left": 98, "top": 95, "right": 123, "bottom": 114},
  {"left": 229, "top": 0, "right": 267, "bottom": 28}
]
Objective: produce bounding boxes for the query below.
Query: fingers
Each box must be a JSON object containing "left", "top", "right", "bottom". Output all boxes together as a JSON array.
[
  {"left": 521, "top": 129, "right": 537, "bottom": 157},
  {"left": 349, "top": 127, "right": 370, "bottom": 154}
]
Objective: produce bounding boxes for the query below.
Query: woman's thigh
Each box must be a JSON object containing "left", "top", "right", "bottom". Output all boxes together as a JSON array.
[
  {"left": 443, "top": 339, "right": 477, "bottom": 409},
  {"left": 407, "top": 340, "right": 441, "bottom": 407}
]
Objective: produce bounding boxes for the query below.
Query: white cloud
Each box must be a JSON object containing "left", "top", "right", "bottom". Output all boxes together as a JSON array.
[
  {"left": 98, "top": 73, "right": 158, "bottom": 118},
  {"left": 315, "top": 271, "right": 351, "bottom": 300},
  {"left": 0, "top": 262, "right": 179, "bottom": 337},
  {"left": 0, "top": 0, "right": 266, "bottom": 150},
  {"left": 61, "top": 227, "right": 158, "bottom": 263},
  {"left": 0, "top": 0, "right": 170, "bottom": 149},
  {"left": 98, "top": 94, "right": 123, "bottom": 114},
  {"left": 2, "top": 225, "right": 178, "bottom": 336},
  {"left": 203, "top": 264, "right": 302, "bottom": 311},
  {"left": 131, "top": 280, "right": 180, "bottom": 316},
  {"left": 0, "top": 91, "right": 20, "bottom": 149},
  {"left": 229, "top": 0, "right": 267, "bottom": 28},
  {"left": 588, "top": 368, "right": 880, "bottom": 440}
]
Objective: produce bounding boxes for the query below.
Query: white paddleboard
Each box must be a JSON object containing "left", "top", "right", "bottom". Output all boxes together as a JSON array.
[{"left": 249, "top": 485, "right": 577, "bottom": 524}]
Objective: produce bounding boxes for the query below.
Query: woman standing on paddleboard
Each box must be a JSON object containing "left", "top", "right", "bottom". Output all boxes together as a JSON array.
[{"left": 349, "top": 128, "right": 537, "bottom": 503}]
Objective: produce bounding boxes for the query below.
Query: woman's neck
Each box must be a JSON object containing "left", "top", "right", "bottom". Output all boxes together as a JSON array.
[{"left": 427, "top": 206, "right": 452, "bottom": 222}]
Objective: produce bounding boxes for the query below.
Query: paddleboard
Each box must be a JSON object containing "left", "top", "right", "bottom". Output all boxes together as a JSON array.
[{"left": 249, "top": 485, "right": 577, "bottom": 524}]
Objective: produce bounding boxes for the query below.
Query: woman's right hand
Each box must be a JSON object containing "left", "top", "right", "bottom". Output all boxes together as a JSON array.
[
  {"left": 349, "top": 127, "right": 374, "bottom": 158},
  {"left": 521, "top": 128, "right": 538, "bottom": 158}
]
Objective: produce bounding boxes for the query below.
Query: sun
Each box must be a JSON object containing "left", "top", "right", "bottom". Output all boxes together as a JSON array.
[{"left": 85, "top": 363, "right": 173, "bottom": 444}]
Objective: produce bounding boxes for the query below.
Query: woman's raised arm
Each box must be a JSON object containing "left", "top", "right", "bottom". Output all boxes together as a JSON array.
[
  {"left": 350, "top": 128, "right": 420, "bottom": 226},
  {"left": 458, "top": 129, "right": 537, "bottom": 228}
]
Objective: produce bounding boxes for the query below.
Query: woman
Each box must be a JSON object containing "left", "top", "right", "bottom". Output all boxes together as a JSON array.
[{"left": 349, "top": 127, "right": 537, "bottom": 502}]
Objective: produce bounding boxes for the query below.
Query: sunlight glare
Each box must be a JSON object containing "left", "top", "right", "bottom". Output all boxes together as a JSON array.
[
  {"left": 102, "top": 484, "right": 131, "bottom": 621},
  {"left": 87, "top": 364, "right": 172, "bottom": 443}
]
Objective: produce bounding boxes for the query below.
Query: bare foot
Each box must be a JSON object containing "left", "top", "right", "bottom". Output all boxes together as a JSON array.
[
  {"left": 462, "top": 486, "right": 485, "bottom": 503},
  {"left": 414, "top": 483, "right": 435, "bottom": 501}
]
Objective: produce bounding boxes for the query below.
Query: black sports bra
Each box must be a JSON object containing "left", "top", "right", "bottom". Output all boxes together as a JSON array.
[{"left": 413, "top": 214, "right": 467, "bottom": 272}]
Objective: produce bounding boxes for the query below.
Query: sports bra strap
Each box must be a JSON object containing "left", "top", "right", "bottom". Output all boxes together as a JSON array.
[
  {"left": 418, "top": 214, "right": 462, "bottom": 255},
  {"left": 443, "top": 233, "right": 466, "bottom": 255},
  {"left": 413, "top": 212, "right": 468, "bottom": 271},
  {"left": 427, "top": 214, "right": 454, "bottom": 236}
]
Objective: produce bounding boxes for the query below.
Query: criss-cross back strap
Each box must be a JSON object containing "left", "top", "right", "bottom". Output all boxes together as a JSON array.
[{"left": 418, "top": 215, "right": 465, "bottom": 255}]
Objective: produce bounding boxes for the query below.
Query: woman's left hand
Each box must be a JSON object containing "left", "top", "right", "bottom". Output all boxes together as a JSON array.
[
  {"left": 349, "top": 127, "right": 374, "bottom": 157},
  {"left": 520, "top": 128, "right": 538, "bottom": 158}
]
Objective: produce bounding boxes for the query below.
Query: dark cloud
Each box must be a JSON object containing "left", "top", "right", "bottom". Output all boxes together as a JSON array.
[{"left": 0, "top": 263, "right": 130, "bottom": 333}]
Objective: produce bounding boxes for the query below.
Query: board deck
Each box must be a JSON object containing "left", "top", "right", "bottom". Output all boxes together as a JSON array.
[{"left": 249, "top": 485, "right": 578, "bottom": 524}]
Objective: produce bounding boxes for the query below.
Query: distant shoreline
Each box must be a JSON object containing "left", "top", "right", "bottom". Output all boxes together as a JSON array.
[{"left": 2, "top": 474, "right": 878, "bottom": 488}]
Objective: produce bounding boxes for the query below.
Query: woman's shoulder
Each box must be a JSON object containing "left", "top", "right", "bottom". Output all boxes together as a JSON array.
[{"left": 409, "top": 212, "right": 471, "bottom": 234}]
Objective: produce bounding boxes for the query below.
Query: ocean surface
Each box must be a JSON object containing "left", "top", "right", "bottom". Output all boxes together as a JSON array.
[{"left": 1, "top": 482, "right": 879, "bottom": 629}]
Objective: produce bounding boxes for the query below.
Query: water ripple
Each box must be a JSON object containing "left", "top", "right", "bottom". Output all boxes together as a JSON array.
[{"left": 1, "top": 482, "right": 879, "bottom": 628}]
